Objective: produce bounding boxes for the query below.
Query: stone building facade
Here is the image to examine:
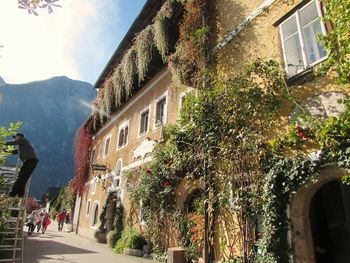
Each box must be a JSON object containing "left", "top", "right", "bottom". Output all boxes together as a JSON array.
[
  {"left": 73, "top": 0, "right": 350, "bottom": 261},
  {"left": 214, "top": 0, "right": 350, "bottom": 261},
  {"left": 74, "top": 68, "right": 187, "bottom": 239}
]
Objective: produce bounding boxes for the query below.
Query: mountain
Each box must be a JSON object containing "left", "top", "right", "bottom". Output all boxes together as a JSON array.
[
  {"left": 0, "top": 76, "right": 5, "bottom": 86},
  {"left": 0, "top": 76, "right": 96, "bottom": 197}
]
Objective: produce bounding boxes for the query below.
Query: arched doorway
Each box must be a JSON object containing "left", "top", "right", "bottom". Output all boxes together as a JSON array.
[
  {"left": 184, "top": 188, "right": 204, "bottom": 214},
  {"left": 290, "top": 166, "right": 349, "bottom": 262},
  {"left": 310, "top": 180, "right": 350, "bottom": 262}
]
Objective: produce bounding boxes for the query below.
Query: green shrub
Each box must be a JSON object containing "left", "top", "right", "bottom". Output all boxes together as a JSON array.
[
  {"left": 107, "top": 230, "right": 119, "bottom": 248},
  {"left": 113, "top": 205, "right": 124, "bottom": 240},
  {"left": 113, "top": 227, "right": 146, "bottom": 253},
  {"left": 114, "top": 239, "right": 125, "bottom": 254},
  {"left": 125, "top": 229, "right": 146, "bottom": 249},
  {"left": 152, "top": 250, "right": 167, "bottom": 263}
]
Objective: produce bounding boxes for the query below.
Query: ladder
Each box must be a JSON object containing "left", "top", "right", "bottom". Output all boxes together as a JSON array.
[{"left": 0, "top": 161, "right": 29, "bottom": 263}]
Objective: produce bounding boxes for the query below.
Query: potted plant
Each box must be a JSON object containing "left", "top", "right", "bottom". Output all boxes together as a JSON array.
[
  {"left": 94, "top": 228, "right": 107, "bottom": 243},
  {"left": 124, "top": 228, "right": 147, "bottom": 257}
]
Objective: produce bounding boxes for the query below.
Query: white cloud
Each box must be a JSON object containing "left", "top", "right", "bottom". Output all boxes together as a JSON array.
[{"left": 0, "top": 0, "right": 120, "bottom": 84}]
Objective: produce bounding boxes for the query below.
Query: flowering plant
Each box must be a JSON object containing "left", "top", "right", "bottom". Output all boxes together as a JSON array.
[{"left": 188, "top": 213, "right": 204, "bottom": 255}]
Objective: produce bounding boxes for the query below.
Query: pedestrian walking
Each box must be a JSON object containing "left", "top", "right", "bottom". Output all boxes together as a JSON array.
[
  {"left": 65, "top": 212, "right": 70, "bottom": 224},
  {"left": 26, "top": 211, "right": 36, "bottom": 235},
  {"left": 35, "top": 210, "right": 44, "bottom": 232},
  {"left": 3, "top": 133, "right": 39, "bottom": 197},
  {"left": 41, "top": 212, "right": 51, "bottom": 234},
  {"left": 57, "top": 210, "right": 66, "bottom": 231}
]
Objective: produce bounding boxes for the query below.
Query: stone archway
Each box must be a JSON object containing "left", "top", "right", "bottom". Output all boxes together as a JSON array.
[
  {"left": 176, "top": 179, "right": 204, "bottom": 212},
  {"left": 290, "top": 165, "right": 348, "bottom": 263}
]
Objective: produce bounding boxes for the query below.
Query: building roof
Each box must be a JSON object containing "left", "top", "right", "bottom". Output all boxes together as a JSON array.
[{"left": 94, "top": 0, "right": 166, "bottom": 89}]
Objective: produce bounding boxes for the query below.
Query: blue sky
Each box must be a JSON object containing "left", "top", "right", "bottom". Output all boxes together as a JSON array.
[{"left": 0, "top": 0, "right": 146, "bottom": 85}]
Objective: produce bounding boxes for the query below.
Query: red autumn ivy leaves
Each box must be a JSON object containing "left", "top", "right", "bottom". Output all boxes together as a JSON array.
[{"left": 141, "top": 167, "right": 171, "bottom": 188}]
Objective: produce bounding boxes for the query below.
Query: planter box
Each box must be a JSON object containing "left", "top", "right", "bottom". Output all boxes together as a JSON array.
[
  {"left": 125, "top": 248, "right": 144, "bottom": 257},
  {"left": 167, "top": 247, "right": 185, "bottom": 263}
]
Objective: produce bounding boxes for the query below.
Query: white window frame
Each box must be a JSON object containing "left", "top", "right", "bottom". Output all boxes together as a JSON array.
[
  {"left": 117, "top": 120, "right": 130, "bottom": 150},
  {"left": 153, "top": 91, "right": 168, "bottom": 129},
  {"left": 139, "top": 201, "right": 145, "bottom": 226},
  {"left": 92, "top": 179, "right": 97, "bottom": 195},
  {"left": 86, "top": 199, "right": 91, "bottom": 217},
  {"left": 179, "top": 92, "right": 187, "bottom": 108},
  {"left": 90, "top": 200, "right": 99, "bottom": 228},
  {"left": 103, "top": 134, "right": 112, "bottom": 159},
  {"left": 95, "top": 144, "right": 101, "bottom": 161},
  {"left": 279, "top": 0, "right": 328, "bottom": 78},
  {"left": 91, "top": 147, "right": 96, "bottom": 164},
  {"left": 112, "top": 158, "right": 123, "bottom": 190},
  {"left": 138, "top": 106, "right": 150, "bottom": 138}
]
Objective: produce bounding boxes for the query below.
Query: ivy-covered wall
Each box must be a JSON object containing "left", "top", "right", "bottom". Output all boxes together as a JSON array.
[
  {"left": 214, "top": 0, "right": 350, "bottom": 136},
  {"left": 213, "top": 0, "right": 350, "bottom": 262}
]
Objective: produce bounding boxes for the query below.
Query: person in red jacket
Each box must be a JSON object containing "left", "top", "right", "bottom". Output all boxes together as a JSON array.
[
  {"left": 57, "top": 210, "right": 66, "bottom": 232},
  {"left": 41, "top": 212, "right": 51, "bottom": 234}
]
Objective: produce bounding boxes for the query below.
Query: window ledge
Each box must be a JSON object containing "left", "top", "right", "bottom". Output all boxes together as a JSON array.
[
  {"left": 116, "top": 144, "right": 128, "bottom": 151},
  {"left": 138, "top": 132, "right": 148, "bottom": 139},
  {"left": 286, "top": 68, "right": 315, "bottom": 86}
]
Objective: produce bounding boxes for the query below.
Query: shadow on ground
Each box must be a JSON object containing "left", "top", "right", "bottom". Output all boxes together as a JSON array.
[{"left": 24, "top": 237, "right": 97, "bottom": 263}]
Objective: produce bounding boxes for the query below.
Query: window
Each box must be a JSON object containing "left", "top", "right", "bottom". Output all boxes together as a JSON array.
[
  {"left": 112, "top": 159, "right": 122, "bottom": 189},
  {"left": 155, "top": 96, "right": 167, "bottom": 126},
  {"left": 180, "top": 94, "right": 187, "bottom": 108},
  {"left": 86, "top": 200, "right": 91, "bottom": 216},
  {"left": 279, "top": 0, "right": 327, "bottom": 77},
  {"left": 139, "top": 109, "right": 149, "bottom": 136},
  {"left": 95, "top": 144, "right": 101, "bottom": 161},
  {"left": 117, "top": 122, "right": 129, "bottom": 149},
  {"left": 139, "top": 201, "right": 145, "bottom": 225},
  {"left": 91, "top": 148, "right": 96, "bottom": 163},
  {"left": 103, "top": 136, "right": 111, "bottom": 158},
  {"left": 92, "top": 179, "right": 97, "bottom": 195},
  {"left": 90, "top": 201, "right": 99, "bottom": 227}
]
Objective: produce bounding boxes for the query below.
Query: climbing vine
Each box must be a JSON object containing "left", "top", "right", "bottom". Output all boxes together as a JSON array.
[
  {"left": 73, "top": 124, "right": 93, "bottom": 196},
  {"left": 154, "top": 1, "right": 173, "bottom": 60},
  {"left": 126, "top": 60, "right": 286, "bottom": 261},
  {"left": 125, "top": 143, "right": 183, "bottom": 252},
  {"left": 135, "top": 25, "right": 155, "bottom": 84},
  {"left": 319, "top": 0, "right": 350, "bottom": 84},
  {"left": 102, "top": 81, "right": 113, "bottom": 117},
  {"left": 170, "top": 0, "right": 209, "bottom": 87},
  {"left": 259, "top": 98, "right": 350, "bottom": 262},
  {"left": 93, "top": 0, "right": 182, "bottom": 125},
  {"left": 121, "top": 48, "right": 137, "bottom": 98}
]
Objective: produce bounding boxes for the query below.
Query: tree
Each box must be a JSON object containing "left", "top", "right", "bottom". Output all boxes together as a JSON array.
[
  {"left": 25, "top": 197, "right": 40, "bottom": 213},
  {"left": 0, "top": 122, "right": 22, "bottom": 167},
  {"left": 18, "top": 0, "right": 61, "bottom": 15}
]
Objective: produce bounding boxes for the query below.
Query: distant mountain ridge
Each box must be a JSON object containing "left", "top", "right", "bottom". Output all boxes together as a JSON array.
[
  {"left": 0, "top": 76, "right": 5, "bottom": 86},
  {"left": 0, "top": 76, "right": 96, "bottom": 197}
]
